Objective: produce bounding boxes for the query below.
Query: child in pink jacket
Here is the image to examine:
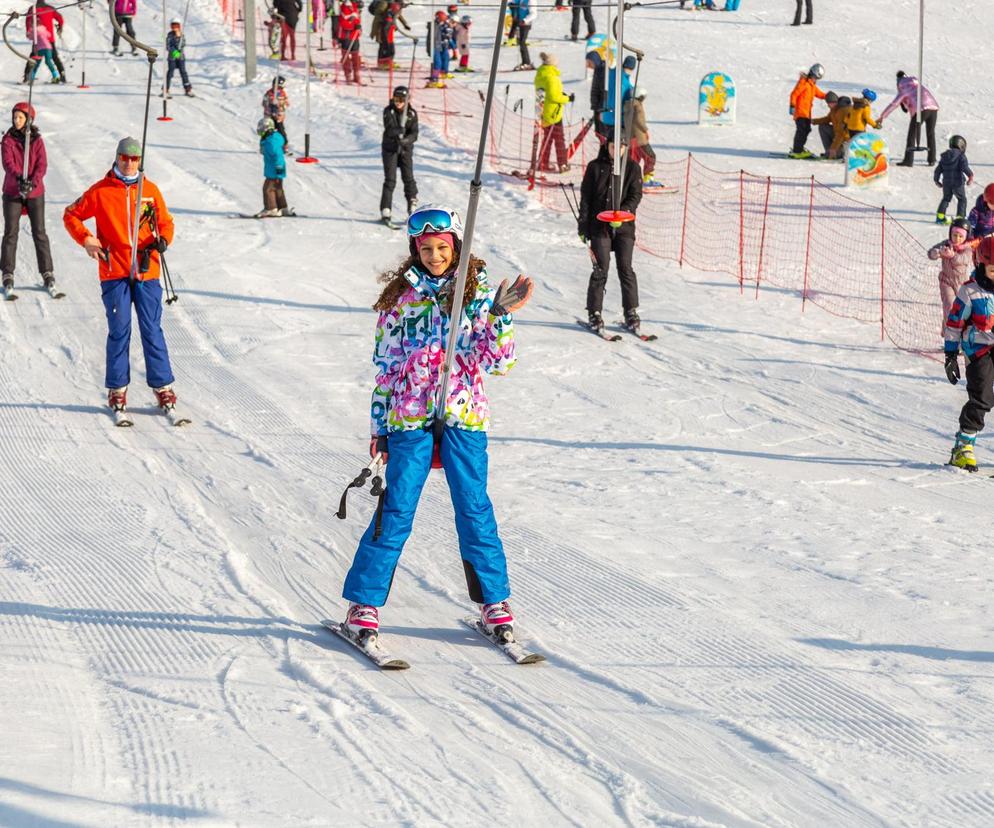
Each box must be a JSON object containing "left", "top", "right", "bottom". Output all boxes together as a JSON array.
[{"left": 928, "top": 218, "right": 974, "bottom": 331}]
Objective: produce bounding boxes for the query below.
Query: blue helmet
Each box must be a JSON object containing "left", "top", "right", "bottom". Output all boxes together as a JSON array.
[{"left": 861, "top": 88, "right": 876, "bottom": 102}]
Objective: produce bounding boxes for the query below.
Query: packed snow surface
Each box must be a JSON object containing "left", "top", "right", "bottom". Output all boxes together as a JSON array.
[{"left": 1, "top": 0, "right": 992, "bottom": 825}]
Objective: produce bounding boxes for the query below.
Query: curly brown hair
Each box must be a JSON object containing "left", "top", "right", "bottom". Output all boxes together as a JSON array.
[{"left": 373, "top": 254, "right": 487, "bottom": 314}]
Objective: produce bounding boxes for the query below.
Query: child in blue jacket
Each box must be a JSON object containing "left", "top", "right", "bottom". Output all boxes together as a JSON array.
[{"left": 257, "top": 117, "right": 294, "bottom": 218}]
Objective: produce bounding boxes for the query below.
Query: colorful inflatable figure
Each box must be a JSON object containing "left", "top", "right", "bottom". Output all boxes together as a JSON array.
[{"left": 698, "top": 72, "right": 736, "bottom": 125}]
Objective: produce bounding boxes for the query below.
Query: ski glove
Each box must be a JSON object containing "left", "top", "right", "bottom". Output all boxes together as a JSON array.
[
  {"left": 369, "top": 435, "right": 389, "bottom": 463},
  {"left": 945, "top": 352, "right": 960, "bottom": 385},
  {"left": 151, "top": 237, "right": 168, "bottom": 254},
  {"left": 491, "top": 275, "right": 534, "bottom": 316},
  {"left": 789, "top": 105, "right": 795, "bottom": 116},
  {"left": 567, "top": 92, "right": 575, "bottom": 103},
  {"left": 17, "top": 177, "right": 31, "bottom": 197}
]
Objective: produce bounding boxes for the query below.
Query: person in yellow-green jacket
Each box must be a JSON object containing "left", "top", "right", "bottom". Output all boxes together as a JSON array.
[
  {"left": 533, "top": 52, "right": 573, "bottom": 173},
  {"left": 843, "top": 88, "right": 881, "bottom": 139}
]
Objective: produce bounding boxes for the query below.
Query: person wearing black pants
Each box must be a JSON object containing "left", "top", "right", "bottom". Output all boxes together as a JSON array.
[
  {"left": 791, "top": 0, "right": 812, "bottom": 25},
  {"left": 570, "top": 0, "right": 595, "bottom": 41},
  {"left": 902, "top": 108, "right": 937, "bottom": 166},
  {"left": 380, "top": 86, "right": 419, "bottom": 222},
  {"left": 578, "top": 140, "right": 643, "bottom": 332}
]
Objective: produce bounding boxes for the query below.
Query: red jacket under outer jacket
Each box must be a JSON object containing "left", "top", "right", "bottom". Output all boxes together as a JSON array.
[
  {"left": 1, "top": 128, "right": 46, "bottom": 199},
  {"left": 63, "top": 171, "right": 174, "bottom": 282}
]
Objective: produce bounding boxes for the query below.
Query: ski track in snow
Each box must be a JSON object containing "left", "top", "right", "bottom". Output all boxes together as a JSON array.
[{"left": 1, "top": 0, "right": 993, "bottom": 825}]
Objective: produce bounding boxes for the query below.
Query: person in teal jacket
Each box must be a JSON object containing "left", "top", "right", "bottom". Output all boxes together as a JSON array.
[
  {"left": 602, "top": 55, "right": 634, "bottom": 131},
  {"left": 257, "top": 117, "right": 294, "bottom": 218}
]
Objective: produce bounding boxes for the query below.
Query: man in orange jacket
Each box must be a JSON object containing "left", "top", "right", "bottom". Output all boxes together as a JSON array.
[
  {"left": 788, "top": 63, "right": 826, "bottom": 159},
  {"left": 63, "top": 137, "right": 179, "bottom": 420}
]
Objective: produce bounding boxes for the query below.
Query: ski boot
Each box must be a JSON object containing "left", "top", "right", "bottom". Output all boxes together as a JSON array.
[
  {"left": 480, "top": 601, "right": 514, "bottom": 642},
  {"left": 935, "top": 212, "right": 951, "bottom": 225},
  {"left": 406, "top": 197, "right": 418, "bottom": 216},
  {"left": 2, "top": 274, "right": 14, "bottom": 301},
  {"left": 346, "top": 603, "right": 379, "bottom": 638},
  {"left": 949, "top": 431, "right": 978, "bottom": 472},
  {"left": 787, "top": 149, "right": 813, "bottom": 159},
  {"left": 624, "top": 307, "right": 641, "bottom": 333},
  {"left": 588, "top": 310, "right": 605, "bottom": 333},
  {"left": 184, "top": 86, "right": 195, "bottom": 97},
  {"left": 256, "top": 208, "right": 281, "bottom": 218},
  {"left": 108, "top": 386, "right": 128, "bottom": 411},
  {"left": 279, "top": 207, "right": 297, "bottom": 217},
  {"left": 153, "top": 384, "right": 178, "bottom": 412}
]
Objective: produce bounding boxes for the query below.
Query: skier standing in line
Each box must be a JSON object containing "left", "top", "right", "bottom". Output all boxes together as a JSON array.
[
  {"left": 944, "top": 237, "right": 994, "bottom": 472},
  {"left": 111, "top": 0, "right": 139, "bottom": 56},
  {"left": 23, "top": 1, "right": 66, "bottom": 84},
  {"left": 601, "top": 56, "right": 635, "bottom": 138},
  {"left": 62, "top": 138, "right": 180, "bottom": 421},
  {"left": 928, "top": 218, "right": 974, "bottom": 328},
  {"left": 379, "top": 86, "right": 418, "bottom": 226},
  {"left": 1, "top": 102, "right": 57, "bottom": 298},
  {"left": 453, "top": 14, "right": 472, "bottom": 72},
  {"left": 511, "top": 0, "right": 534, "bottom": 71},
  {"left": 262, "top": 76, "right": 291, "bottom": 152},
  {"left": 274, "top": 0, "right": 303, "bottom": 61},
  {"left": 569, "top": 0, "right": 595, "bottom": 42},
  {"left": 165, "top": 17, "right": 194, "bottom": 98},
  {"left": 427, "top": 10, "right": 453, "bottom": 86},
  {"left": 533, "top": 52, "right": 573, "bottom": 173},
  {"left": 339, "top": 205, "right": 534, "bottom": 641},
  {"left": 586, "top": 50, "right": 607, "bottom": 140},
  {"left": 629, "top": 86, "right": 659, "bottom": 186},
  {"left": 338, "top": 0, "right": 363, "bottom": 84},
  {"left": 257, "top": 117, "right": 294, "bottom": 218},
  {"left": 578, "top": 138, "right": 643, "bottom": 333}
]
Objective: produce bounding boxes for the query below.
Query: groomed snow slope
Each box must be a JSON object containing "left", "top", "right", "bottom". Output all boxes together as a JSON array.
[{"left": 0, "top": 1, "right": 992, "bottom": 826}]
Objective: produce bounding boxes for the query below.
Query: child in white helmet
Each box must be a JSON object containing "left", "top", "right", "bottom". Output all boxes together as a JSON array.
[{"left": 165, "top": 17, "right": 193, "bottom": 98}]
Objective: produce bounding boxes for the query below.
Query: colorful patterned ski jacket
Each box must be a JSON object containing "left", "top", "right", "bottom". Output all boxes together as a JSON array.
[
  {"left": 944, "top": 270, "right": 994, "bottom": 358},
  {"left": 370, "top": 265, "right": 516, "bottom": 435}
]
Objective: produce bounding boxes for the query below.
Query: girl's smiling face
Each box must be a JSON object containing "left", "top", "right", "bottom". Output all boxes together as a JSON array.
[{"left": 418, "top": 236, "right": 454, "bottom": 276}]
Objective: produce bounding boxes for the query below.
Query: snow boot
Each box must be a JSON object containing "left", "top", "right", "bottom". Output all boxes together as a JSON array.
[
  {"left": 480, "top": 601, "right": 514, "bottom": 637},
  {"left": 108, "top": 386, "right": 128, "bottom": 411},
  {"left": 950, "top": 431, "right": 978, "bottom": 472},
  {"left": 153, "top": 384, "right": 178, "bottom": 411},
  {"left": 588, "top": 310, "right": 605, "bottom": 332},
  {"left": 346, "top": 603, "right": 379, "bottom": 637},
  {"left": 3, "top": 273, "right": 13, "bottom": 290}
]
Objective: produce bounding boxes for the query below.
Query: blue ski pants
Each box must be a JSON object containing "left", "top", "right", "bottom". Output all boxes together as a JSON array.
[
  {"left": 342, "top": 428, "right": 511, "bottom": 607},
  {"left": 101, "top": 277, "right": 174, "bottom": 389},
  {"left": 432, "top": 48, "right": 450, "bottom": 78}
]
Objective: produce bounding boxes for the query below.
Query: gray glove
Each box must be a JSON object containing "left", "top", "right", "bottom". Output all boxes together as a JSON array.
[{"left": 491, "top": 275, "right": 534, "bottom": 316}]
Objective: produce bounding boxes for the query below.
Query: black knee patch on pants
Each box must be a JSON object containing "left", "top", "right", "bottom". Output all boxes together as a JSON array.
[{"left": 462, "top": 559, "right": 484, "bottom": 603}]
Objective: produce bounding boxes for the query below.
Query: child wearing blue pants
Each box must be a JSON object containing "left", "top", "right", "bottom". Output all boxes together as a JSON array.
[{"left": 340, "top": 204, "right": 534, "bottom": 642}]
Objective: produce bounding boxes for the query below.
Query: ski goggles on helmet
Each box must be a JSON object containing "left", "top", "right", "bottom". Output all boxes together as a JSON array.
[{"left": 407, "top": 207, "right": 462, "bottom": 238}]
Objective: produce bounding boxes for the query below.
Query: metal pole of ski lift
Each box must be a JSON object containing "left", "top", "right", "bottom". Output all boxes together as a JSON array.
[
  {"left": 914, "top": 0, "right": 924, "bottom": 156},
  {"left": 80, "top": 1, "right": 91, "bottom": 88},
  {"left": 433, "top": 0, "right": 510, "bottom": 450},
  {"left": 157, "top": 0, "right": 172, "bottom": 120},
  {"left": 297, "top": 11, "right": 318, "bottom": 161},
  {"left": 244, "top": 0, "right": 257, "bottom": 82},
  {"left": 596, "top": 0, "right": 633, "bottom": 225}
]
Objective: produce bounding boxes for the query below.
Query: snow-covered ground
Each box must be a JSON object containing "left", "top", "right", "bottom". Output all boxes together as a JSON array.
[{"left": 1, "top": 1, "right": 993, "bottom": 825}]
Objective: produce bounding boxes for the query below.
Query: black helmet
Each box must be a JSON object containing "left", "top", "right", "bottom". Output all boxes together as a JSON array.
[
  {"left": 951, "top": 217, "right": 970, "bottom": 233},
  {"left": 837, "top": 95, "right": 852, "bottom": 108},
  {"left": 392, "top": 85, "right": 408, "bottom": 99},
  {"left": 276, "top": 75, "right": 286, "bottom": 87},
  {"left": 949, "top": 134, "right": 967, "bottom": 151}
]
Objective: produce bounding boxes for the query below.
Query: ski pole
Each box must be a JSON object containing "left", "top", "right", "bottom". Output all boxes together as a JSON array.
[
  {"left": 432, "top": 0, "right": 510, "bottom": 451},
  {"left": 148, "top": 205, "right": 178, "bottom": 304},
  {"left": 106, "top": 0, "right": 159, "bottom": 283}
]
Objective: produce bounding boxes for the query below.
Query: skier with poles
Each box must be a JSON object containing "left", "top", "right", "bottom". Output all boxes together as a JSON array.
[
  {"left": 380, "top": 85, "right": 418, "bottom": 227},
  {"left": 63, "top": 138, "right": 182, "bottom": 425},
  {"left": 337, "top": 0, "right": 362, "bottom": 83},
  {"left": 2, "top": 101, "right": 58, "bottom": 300}
]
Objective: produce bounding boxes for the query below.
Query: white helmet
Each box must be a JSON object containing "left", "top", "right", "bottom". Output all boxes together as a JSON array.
[
  {"left": 634, "top": 86, "right": 647, "bottom": 100},
  {"left": 257, "top": 117, "right": 275, "bottom": 137},
  {"left": 170, "top": 17, "right": 182, "bottom": 25}
]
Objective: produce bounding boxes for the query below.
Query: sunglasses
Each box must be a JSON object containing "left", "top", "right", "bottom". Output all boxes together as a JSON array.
[
  {"left": 119, "top": 154, "right": 141, "bottom": 162},
  {"left": 407, "top": 208, "right": 457, "bottom": 237}
]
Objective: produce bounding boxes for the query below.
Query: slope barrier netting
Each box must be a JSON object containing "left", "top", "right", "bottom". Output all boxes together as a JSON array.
[{"left": 219, "top": 0, "right": 943, "bottom": 356}]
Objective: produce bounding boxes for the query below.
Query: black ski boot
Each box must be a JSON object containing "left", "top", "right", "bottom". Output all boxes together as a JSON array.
[
  {"left": 624, "top": 308, "right": 641, "bottom": 333},
  {"left": 588, "top": 310, "right": 604, "bottom": 332}
]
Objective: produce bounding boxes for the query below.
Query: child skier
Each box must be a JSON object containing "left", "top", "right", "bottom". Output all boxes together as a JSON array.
[
  {"left": 165, "top": 17, "right": 194, "bottom": 98},
  {"left": 968, "top": 184, "right": 994, "bottom": 241},
  {"left": 338, "top": 0, "right": 362, "bottom": 84},
  {"left": 929, "top": 218, "right": 974, "bottom": 327},
  {"left": 629, "top": 86, "right": 659, "bottom": 186},
  {"left": 257, "top": 117, "right": 294, "bottom": 218},
  {"left": 376, "top": 3, "right": 398, "bottom": 70},
  {"left": 427, "top": 10, "right": 453, "bottom": 86},
  {"left": 934, "top": 135, "right": 974, "bottom": 225},
  {"left": 511, "top": 0, "right": 534, "bottom": 71},
  {"left": 788, "top": 63, "right": 826, "bottom": 159},
  {"left": 842, "top": 88, "right": 880, "bottom": 139},
  {"left": 944, "top": 236, "right": 994, "bottom": 472},
  {"left": 262, "top": 76, "right": 290, "bottom": 152},
  {"left": 453, "top": 14, "right": 471, "bottom": 72},
  {"left": 339, "top": 205, "right": 534, "bottom": 646}
]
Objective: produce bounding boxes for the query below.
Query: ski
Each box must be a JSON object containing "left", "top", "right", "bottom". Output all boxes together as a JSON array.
[
  {"left": 113, "top": 408, "right": 134, "bottom": 427},
  {"left": 381, "top": 216, "right": 401, "bottom": 231},
  {"left": 461, "top": 616, "right": 546, "bottom": 664},
  {"left": 3, "top": 285, "right": 17, "bottom": 302},
  {"left": 231, "top": 212, "right": 305, "bottom": 219},
  {"left": 643, "top": 184, "right": 680, "bottom": 195},
  {"left": 46, "top": 283, "right": 66, "bottom": 300},
  {"left": 322, "top": 619, "right": 411, "bottom": 669},
  {"left": 577, "top": 319, "right": 621, "bottom": 341},
  {"left": 162, "top": 405, "right": 192, "bottom": 427},
  {"left": 615, "top": 321, "right": 658, "bottom": 342}
]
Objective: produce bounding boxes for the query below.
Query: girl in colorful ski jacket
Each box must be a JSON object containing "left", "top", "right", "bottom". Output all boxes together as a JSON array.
[{"left": 340, "top": 205, "right": 533, "bottom": 642}]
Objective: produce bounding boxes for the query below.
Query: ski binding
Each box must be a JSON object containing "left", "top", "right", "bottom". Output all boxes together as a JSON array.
[
  {"left": 461, "top": 616, "right": 546, "bottom": 664},
  {"left": 322, "top": 619, "right": 410, "bottom": 669},
  {"left": 3, "top": 284, "right": 17, "bottom": 302},
  {"left": 113, "top": 407, "right": 134, "bottom": 427},
  {"left": 577, "top": 319, "right": 621, "bottom": 342},
  {"left": 162, "top": 405, "right": 192, "bottom": 427},
  {"left": 46, "top": 283, "right": 66, "bottom": 299}
]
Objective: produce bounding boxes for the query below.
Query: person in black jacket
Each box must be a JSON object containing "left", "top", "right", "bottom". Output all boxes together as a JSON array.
[
  {"left": 275, "top": 0, "right": 302, "bottom": 61},
  {"left": 791, "top": 0, "right": 812, "bottom": 25},
  {"left": 380, "top": 86, "right": 419, "bottom": 223},
  {"left": 934, "top": 135, "right": 974, "bottom": 224},
  {"left": 570, "top": 0, "right": 595, "bottom": 41},
  {"left": 586, "top": 50, "right": 607, "bottom": 140},
  {"left": 578, "top": 140, "right": 643, "bottom": 332}
]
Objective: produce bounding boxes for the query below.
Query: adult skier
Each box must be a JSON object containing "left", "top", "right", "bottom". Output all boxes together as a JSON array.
[
  {"left": 569, "top": 0, "right": 595, "bottom": 41},
  {"left": 62, "top": 138, "right": 180, "bottom": 423},
  {"left": 379, "top": 86, "right": 418, "bottom": 226},
  {"left": 338, "top": 205, "right": 534, "bottom": 646},
  {"left": 533, "top": 52, "right": 573, "bottom": 173},
  {"left": 111, "top": 0, "right": 138, "bottom": 56},
  {"left": 1, "top": 102, "right": 57, "bottom": 299},
  {"left": 274, "top": 0, "right": 303, "bottom": 61},
  {"left": 944, "top": 237, "right": 994, "bottom": 472},
  {"left": 24, "top": 1, "right": 66, "bottom": 84},
  {"left": 578, "top": 139, "right": 643, "bottom": 334},
  {"left": 878, "top": 71, "right": 939, "bottom": 167}
]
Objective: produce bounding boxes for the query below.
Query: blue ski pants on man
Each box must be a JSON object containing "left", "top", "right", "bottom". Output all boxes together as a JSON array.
[
  {"left": 101, "top": 277, "right": 174, "bottom": 389},
  {"left": 343, "top": 428, "right": 511, "bottom": 607}
]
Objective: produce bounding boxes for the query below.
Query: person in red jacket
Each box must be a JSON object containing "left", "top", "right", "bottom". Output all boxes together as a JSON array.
[
  {"left": 23, "top": 1, "right": 66, "bottom": 84},
  {"left": 1, "top": 102, "right": 55, "bottom": 296},
  {"left": 63, "top": 137, "right": 180, "bottom": 418},
  {"left": 338, "top": 0, "right": 362, "bottom": 83},
  {"left": 788, "top": 63, "right": 826, "bottom": 159}
]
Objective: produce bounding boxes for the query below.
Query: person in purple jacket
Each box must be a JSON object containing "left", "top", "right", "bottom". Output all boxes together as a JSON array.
[
  {"left": 1, "top": 102, "right": 55, "bottom": 295},
  {"left": 968, "top": 184, "right": 994, "bottom": 242},
  {"left": 878, "top": 70, "right": 938, "bottom": 167},
  {"left": 111, "top": 0, "right": 138, "bottom": 56}
]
